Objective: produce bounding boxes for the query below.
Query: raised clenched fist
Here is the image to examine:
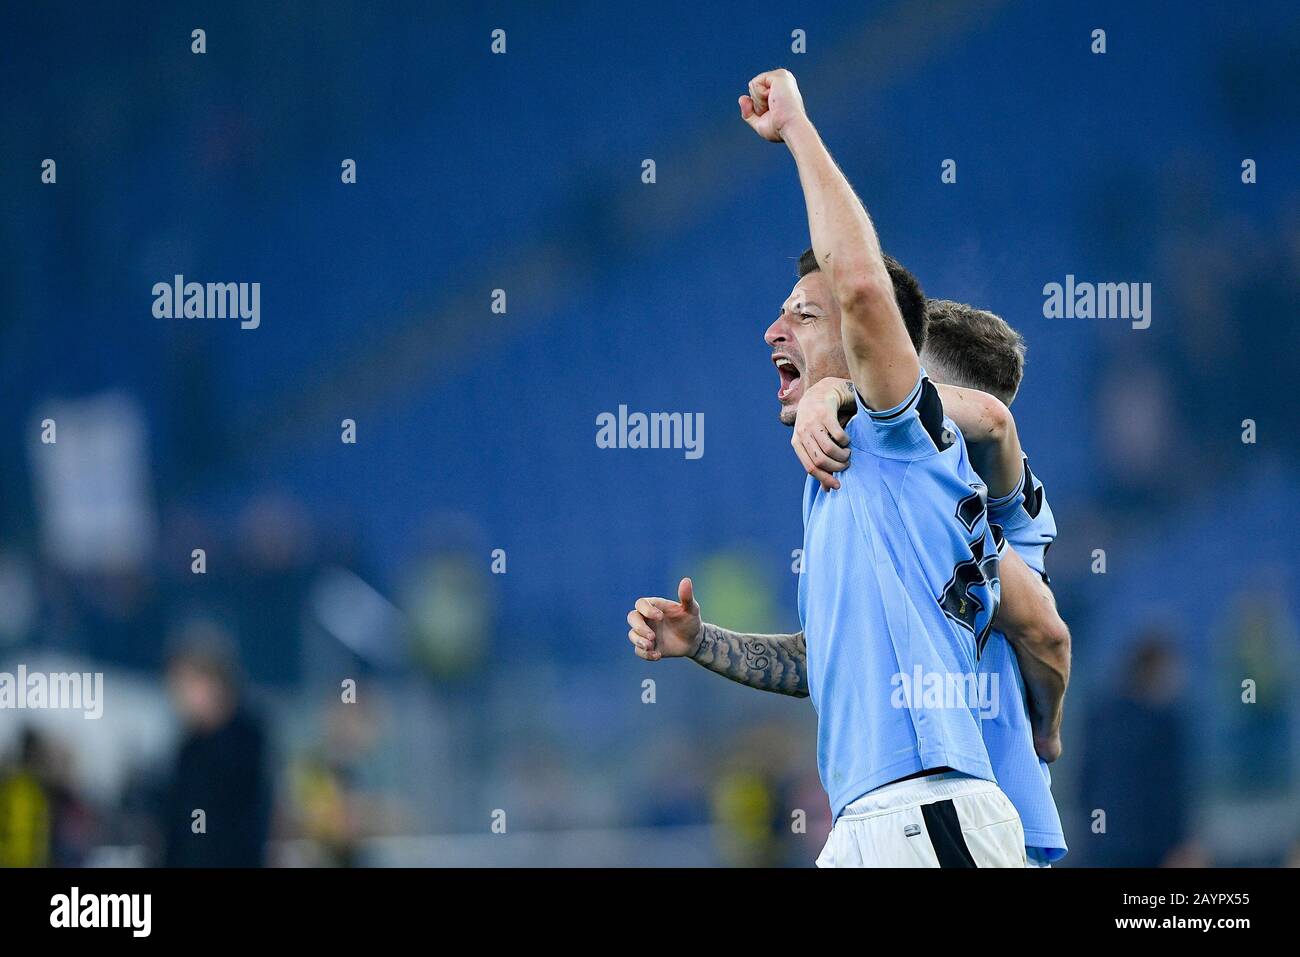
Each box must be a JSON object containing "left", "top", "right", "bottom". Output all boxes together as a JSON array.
[{"left": 738, "top": 69, "right": 808, "bottom": 143}]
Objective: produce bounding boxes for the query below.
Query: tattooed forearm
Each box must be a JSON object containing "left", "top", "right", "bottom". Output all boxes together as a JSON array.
[{"left": 690, "top": 623, "right": 808, "bottom": 697}]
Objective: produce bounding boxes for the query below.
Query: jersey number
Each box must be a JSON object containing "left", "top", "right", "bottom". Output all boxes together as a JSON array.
[{"left": 939, "top": 488, "right": 1001, "bottom": 658}]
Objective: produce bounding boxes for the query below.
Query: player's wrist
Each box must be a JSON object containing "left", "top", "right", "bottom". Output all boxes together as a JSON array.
[
  {"left": 803, "top": 376, "right": 839, "bottom": 405},
  {"left": 834, "top": 378, "right": 856, "bottom": 412},
  {"left": 817, "top": 383, "right": 841, "bottom": 412},
  {"left": 686, "top": 619, "right": 707, "bottom": 659},
  {"left": 779, "top": 114, "right": 817, "bottom": 150}
]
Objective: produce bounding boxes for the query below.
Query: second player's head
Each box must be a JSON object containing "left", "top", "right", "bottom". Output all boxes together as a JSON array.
[
  {"left": 765, "top": 248, "right": 926, "bottom": 425},
  {"left": 920, "top": 299, "right": 1026, "bottom": 406}
]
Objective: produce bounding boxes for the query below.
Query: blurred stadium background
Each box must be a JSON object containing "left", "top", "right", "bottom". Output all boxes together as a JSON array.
[{"left": 1, "top": 0, "right": 1298, "bottom": 866}]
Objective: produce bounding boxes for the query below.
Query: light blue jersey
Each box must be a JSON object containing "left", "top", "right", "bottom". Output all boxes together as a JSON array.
[
  {"left": 991, "top": 456, "right": 1055, "bottom": 582},
  {"left": 980, "top": 456, "right": 1067, "bottom": 861},
  {"left": 798, "top": 373, "right": 1004, "bottom": 820}
]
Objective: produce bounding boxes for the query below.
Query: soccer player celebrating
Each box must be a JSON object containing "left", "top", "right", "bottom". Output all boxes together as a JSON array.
[
  {"left": 630, "top": 298, "right": 1070, "bottom": 866},
  {"left": 627, "top": 70, "right": 1069, "bottom": 867},
  {"left": 791, "top": 299, "right": 1069, "bottom": 865}
]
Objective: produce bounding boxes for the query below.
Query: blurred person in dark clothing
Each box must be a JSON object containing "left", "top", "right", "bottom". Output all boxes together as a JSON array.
[
  {"left": 161, "top": 624, "right": 271, "bottom": 867},
  {"left": 1081, "top": 632, "right": 1199, "bottom": 866}
]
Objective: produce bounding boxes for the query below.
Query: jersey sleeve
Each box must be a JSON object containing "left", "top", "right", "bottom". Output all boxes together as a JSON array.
[
  {"left": 847, "top": 372, "right": 955, "bottom": 461},
  {"left": 987, "top": 454, "right": 1057, "bottom": 579}
]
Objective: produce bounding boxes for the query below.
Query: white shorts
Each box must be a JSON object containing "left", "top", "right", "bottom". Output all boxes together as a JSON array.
[{"left": 816, "top": 771, "right": 1028, "bottom": 868}]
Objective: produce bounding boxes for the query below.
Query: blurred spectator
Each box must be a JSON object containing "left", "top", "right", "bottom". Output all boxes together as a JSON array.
[
  {"left": 289, "top": 754, "right": 355, "bottom": 867},
  {"left": 0, "top": 728, "right": 52, "bottom": 867},
  {"left": 1094, "top": 357, "right": 1178, "bottom": 521},
  {"left": 1081, "top": 632, "right": 1197, "bottom": 866},
  {"left": 160, "top": 623, "right": 271, "bottom": 867},
  {"left": 781, "top": 770, "right": 833, "bottom": 868},
  {"left": 711, "top": 766, "right": 777, "bottom": 868},
  {"left": 286, "top": 696, "right": 409, "bottom": 867},
  {"left": 0, "top": 726, "right": 94, "bottom": 866},
  {"left": 709, "top": 725, "right": 802, "bottom": 867},
  {"left": 1213, "top": 587, "right": 1297, "bottom": 795},
  {"left": 233, "top": 495, "right": 318, "bottom": 686}
]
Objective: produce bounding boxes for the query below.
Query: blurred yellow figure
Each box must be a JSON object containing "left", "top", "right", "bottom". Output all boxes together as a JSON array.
[
  {"left": 292, "top": 758, "right": 355, "bottom": 867},
  {"left": 712, "top": 768, "right": 776, "bottom": 867},
  {"left": 0, "top": 731, "right": 52, "bottom": 868}
]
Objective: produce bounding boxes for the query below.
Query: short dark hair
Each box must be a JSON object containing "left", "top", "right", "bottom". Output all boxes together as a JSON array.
[
  {"left": 921, "top": 299, "right": 1026, "bottom": 405},
  {"left": 797, "top": 248, "right": 927, "bottom": 353}
]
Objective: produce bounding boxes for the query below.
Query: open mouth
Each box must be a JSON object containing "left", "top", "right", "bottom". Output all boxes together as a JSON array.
[{"left": 774, "top": 356, "right": 801, "bottom": 400}]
